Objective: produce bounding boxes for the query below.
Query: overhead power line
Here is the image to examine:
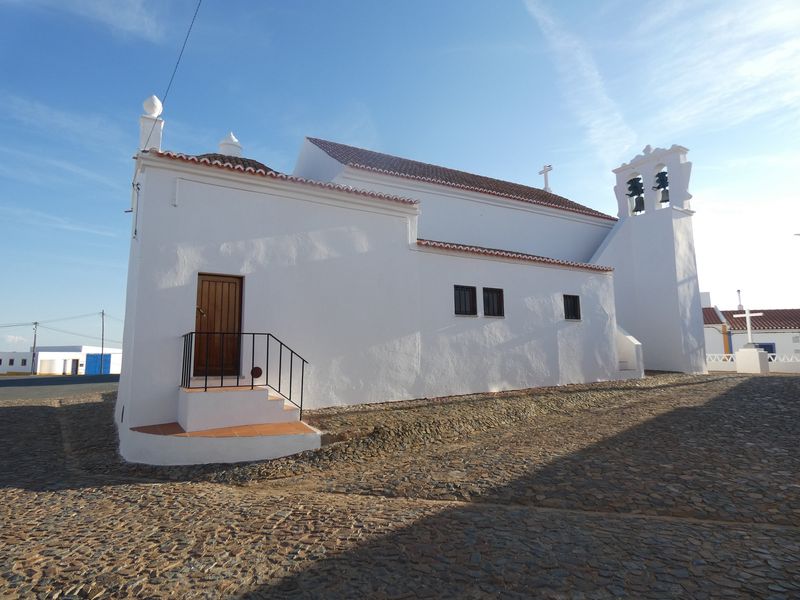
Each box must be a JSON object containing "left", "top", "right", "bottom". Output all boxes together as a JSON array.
[
  {"left": 0, "top": 311, "right": 109, "bottom": 329},
  {"left": 141, "top": 0, "right": 203, "bottom": 151},
  {"left": 38, "top": 324, "right": 121, "bottom": 346}
]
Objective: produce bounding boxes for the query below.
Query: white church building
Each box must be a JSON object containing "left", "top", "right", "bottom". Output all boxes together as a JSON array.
[{"left": 116, "top": 96, "right": 706, "bottom": 465}]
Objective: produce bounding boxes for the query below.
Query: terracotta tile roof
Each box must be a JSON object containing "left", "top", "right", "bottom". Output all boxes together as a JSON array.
[
  {"left": 308, "top": 137, "right": 616, "bottom": 222},
  {"left": 195, "top": 153, "right": 275, "bottom": 173},
  {"left": 416, "top": 239, "right": 613, "bottom": 273},
  {"left": 703, "top": 307, "right": 724, "bottom": 325},
  {"left": 149, "top": 150, "right": 419, "bottom": 207},
  {"left": 721, "top": 309, "right": 800, "bottom": 331}
]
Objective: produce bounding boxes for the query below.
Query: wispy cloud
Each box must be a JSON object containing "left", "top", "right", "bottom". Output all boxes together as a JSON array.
[
  {"left": 634, "top": 0, "right": 800, "bottom": 136},
  {"left": 3, "top": 0, "right": 165, "bottom": 42},
  {"left": 0, "top": 146, "right": 125, "bottom": 191},
  {"left": 0, "top": 92, "right": 129, "bottom": 152},
  {"left": 0, "top": 206, "right": 116, "bottom": 238},
  {"left": 523, "top": 0, "right": 637, "bottom": 163},
  {"left": 5, "top": 335, "right": 26, "bottom": 344}
]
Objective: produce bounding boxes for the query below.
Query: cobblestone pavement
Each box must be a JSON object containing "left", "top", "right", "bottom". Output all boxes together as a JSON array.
[{"left": 1, "top": 373, "right": 799, "bottom": 598}]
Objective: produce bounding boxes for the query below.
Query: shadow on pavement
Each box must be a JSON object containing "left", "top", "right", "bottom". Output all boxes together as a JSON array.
[{"left": 238, "top": 375, "right": 800, "bottom": 599}]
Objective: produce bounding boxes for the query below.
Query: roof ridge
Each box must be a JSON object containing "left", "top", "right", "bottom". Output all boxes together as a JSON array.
[
  {"left": 416, "top": 238, "right": 612, "bottom": 273},
  {"left": 307, "top": 137, "right": 616, "bottom": 222}
]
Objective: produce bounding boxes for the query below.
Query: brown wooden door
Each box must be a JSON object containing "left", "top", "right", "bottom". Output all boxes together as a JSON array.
[{"left": 194, "top": 274, "right": 243, "bottom": 377}]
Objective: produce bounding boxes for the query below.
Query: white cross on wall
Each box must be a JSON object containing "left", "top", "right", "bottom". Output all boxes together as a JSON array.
[
  {"left": 733, "top": 308, "right": 764, "bottom": 344},
  {"left": 539, "top": 164, "right": 552, "bottom": 193}
]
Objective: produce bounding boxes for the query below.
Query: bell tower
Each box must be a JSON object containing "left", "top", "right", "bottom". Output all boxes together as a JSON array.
[{"left": 593, "top": 145, "right": 706, "bottom": 373}]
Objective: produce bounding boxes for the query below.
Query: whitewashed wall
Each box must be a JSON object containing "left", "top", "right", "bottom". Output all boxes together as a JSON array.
[
  {"left": 704, "top": 325, "right": 726, "bottom": 355},
  {"left": 0, "top": 352, "right": 31, "bottom": 374},
  {"left": 294, "top": 140, "right": 615, "bottom": 263},
  {"left": 729, "top": 330, "right": 800, "bottom": 355},
  {"left": 117, "top": 158, "right": 624, "bottom": 429}
]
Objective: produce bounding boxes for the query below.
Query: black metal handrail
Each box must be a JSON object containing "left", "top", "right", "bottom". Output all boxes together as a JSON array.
[{"left": 180, "top": 331, "right": 308, "bottom": 420}]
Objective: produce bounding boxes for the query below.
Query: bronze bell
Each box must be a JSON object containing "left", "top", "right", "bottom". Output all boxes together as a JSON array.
[
  {"left": 633, "top": 195, "right": 645, "bottom": 213},
  {"left": 660, "top": 189, "right": 670, "bottom": 204}
]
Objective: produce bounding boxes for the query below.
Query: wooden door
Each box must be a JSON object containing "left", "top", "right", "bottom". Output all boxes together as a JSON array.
[{"left": 194, "top": 274, "right": 243, "bottom": 377}]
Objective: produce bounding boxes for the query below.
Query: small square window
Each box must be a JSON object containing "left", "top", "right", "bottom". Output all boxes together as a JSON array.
[
  {"left": 8, "top": 358, "right": 14, "bottom": 366},
  {"left": 0, "top": 358, "right": 3, "bottom": 365},
  {"left": 454, "top": 285, "right": 477, "bottom": 316},
  {"left": 21, "top": 359, "right": 27, "bottom": 366},
  {"left": 564, "top": 294, "right": 581, "bottom": 320},
  {"left": 483, "top": 288, "right": 504, "bottom": 317}
]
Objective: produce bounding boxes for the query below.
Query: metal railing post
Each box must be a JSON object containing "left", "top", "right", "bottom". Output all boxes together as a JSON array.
[
  {"left": 251, "top": 333, "right": 255, "bottom": 390},
  {"left": 204, "top": 332, "right": 210, "bottom": 391},
  {"left": 289, "top": 352, "right": 294, "bottom": 404},
  {"left": 278, "top": 342, "right": 283, "bottom": 393},
  {"left": 300, "top": 360, "right": 305, "bottom": 421}
]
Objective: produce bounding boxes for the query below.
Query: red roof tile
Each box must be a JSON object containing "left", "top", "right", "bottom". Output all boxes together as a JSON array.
[
  {"left": 308, "top": 138, "right": 616, "bottom": 222},
  {"left": 195, "top": 153, "right": 274, "bottom": 173},
  {"left": 721, "top": 309, "right": 800, "bottom": 331},
  {"left": 417, "top": 239, "right": 612, "bottom": 273},
  {"left": 703, "top": 307, "right": 724, "bottom": 325},
  {"left": 149, "top": 150, "right": 419, "bottom": 207}
]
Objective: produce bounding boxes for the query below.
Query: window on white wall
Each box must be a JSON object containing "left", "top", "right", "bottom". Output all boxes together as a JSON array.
[
  {"left": 21, "top": 359, "right": 27, "bottom": 366},
  {"left": 483, "top": 288, "right": 504, "bottom": 317},
  {"left": 564, "top": 295, "right": 581, "bottom": 320},
  {"left": 8, "top": 358, "right": 14, "bottom": 366},
  {"left": 454, "top": 285, "right": 477, "bottom": 316}
]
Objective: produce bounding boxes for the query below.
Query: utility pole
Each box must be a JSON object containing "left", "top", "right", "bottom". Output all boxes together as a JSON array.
[
  {"left": 31, "top": 321, "right": 38, "bottom": 375},
  {"left": 100, "top": 310, "right": 105, "bottom": 375}
]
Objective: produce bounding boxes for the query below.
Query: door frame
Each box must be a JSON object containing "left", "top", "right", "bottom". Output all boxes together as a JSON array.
[{"left": 193, "top": 273, "right": 244, "bottom": 378}]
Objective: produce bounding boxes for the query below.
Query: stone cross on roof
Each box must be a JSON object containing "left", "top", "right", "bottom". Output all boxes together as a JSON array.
[{"left": 538, "top": 164, "right": 552, "bottom": 193}]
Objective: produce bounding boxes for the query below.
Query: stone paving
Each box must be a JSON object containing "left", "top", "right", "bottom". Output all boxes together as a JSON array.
[{"left": 1, "top": 373, "right": 799, "bottom": 598}]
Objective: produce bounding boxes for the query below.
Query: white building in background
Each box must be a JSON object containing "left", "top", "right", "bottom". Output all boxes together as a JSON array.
[
  {"left": 116, "top": 95, "right": 706, "bottom": 466},
  {"left": 702, "top": 294, "right": 800, "bottom": 373},
  {"left": 0, "top": 345, "right": 122, "bottom": 376}
]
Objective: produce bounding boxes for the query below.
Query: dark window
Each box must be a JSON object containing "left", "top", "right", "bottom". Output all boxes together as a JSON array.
[
  {"left": 21, "top": 359, "right": 27, "bottom": 366},
  {"left": 0, "top": 358, "right": 3, "bottom": 365},
  {"left": 483, "top": 287, "right": 504, "bottom": 317},
  {"left": 454, "top": 285, "right": 477, "bottom": 316},
  {"left": 564, "top": 295, "right": 581, "bottom": 320},
  {"left": 8, "top": 358, "right": 14, "bottom": 366}
]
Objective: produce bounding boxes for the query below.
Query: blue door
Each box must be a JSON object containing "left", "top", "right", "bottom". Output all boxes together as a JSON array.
[{"left": 85, "top": 354, "right": 111, "bottom": 375}]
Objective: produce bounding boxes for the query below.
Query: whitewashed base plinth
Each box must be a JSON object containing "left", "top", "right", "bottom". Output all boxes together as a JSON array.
[{"left": 735, "top": 347, "right": 769, "bottom": 374}]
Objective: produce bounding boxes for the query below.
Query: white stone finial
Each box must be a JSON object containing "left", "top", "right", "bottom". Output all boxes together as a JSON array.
[
  {"left": 139, "top": 94, "right": 164, "bottom": 151},
  {"left": 218, "top": 131, "right": 243, "bottom": 157},
  {"left": 143, "top": 95, "right": 163, "bottom": 118}
]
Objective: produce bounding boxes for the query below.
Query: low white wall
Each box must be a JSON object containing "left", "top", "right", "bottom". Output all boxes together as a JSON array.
[
  {"left": 615, "top": 327, "right": 644, "bottom": 378},
  {"left": 705, "top": 354, "right": 737, "bottom": 372}
]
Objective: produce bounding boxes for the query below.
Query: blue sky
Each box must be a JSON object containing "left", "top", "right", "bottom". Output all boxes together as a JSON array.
[{"left": 1, "top": 0, "right": 798, "bottom": 351}]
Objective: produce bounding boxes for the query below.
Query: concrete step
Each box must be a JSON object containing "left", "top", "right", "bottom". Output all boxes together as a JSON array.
[{"left": 178, "top": 386, "right": 301, "bottom": 432}]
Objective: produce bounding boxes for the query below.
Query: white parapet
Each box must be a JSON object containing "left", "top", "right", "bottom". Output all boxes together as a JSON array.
[{"left": 735, "top": 347, "right": 769, "bottom": 374}]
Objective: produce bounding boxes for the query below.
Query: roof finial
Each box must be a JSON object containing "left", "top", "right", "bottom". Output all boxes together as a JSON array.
[
  {"left": 218, "top": 131, "right": 243, "bottom": 157},
  {"left": 142, "top": 95, "right": 163, "bottom": 118}
]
